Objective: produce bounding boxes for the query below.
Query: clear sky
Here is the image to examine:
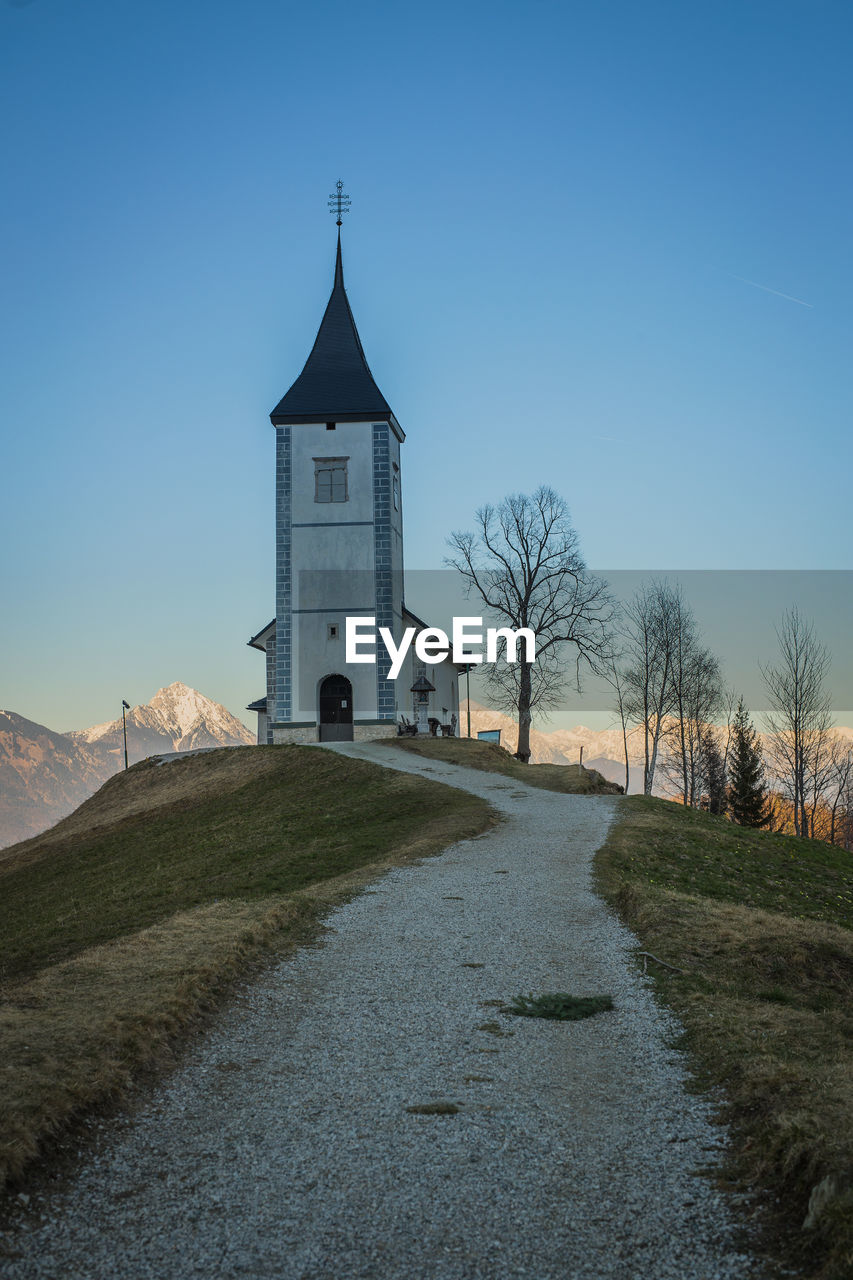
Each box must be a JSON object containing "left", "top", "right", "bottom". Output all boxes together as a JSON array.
[{"left": 1, "top": 0, "right": 851, "bottom": 733}]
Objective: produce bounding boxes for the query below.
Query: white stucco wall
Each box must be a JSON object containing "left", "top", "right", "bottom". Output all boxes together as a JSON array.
[
  {"left": 290, "top": 421, "right": 376, "bottom": 524},
  {"left": 291, "top": 610, "right": 379, "bottom": 722},
  {"left": 282, "top": 419, "right": 406, "bottom": 727},
  {"left": 254, "top": 414, "right": 416, "bottom": 737}
]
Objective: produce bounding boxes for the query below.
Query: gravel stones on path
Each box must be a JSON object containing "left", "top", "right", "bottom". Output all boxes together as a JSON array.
[{"left": 1, "top": 744, "right": 762, "bottom": 1279}]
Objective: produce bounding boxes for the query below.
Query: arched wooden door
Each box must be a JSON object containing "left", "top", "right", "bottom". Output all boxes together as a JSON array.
[{"left": 318, "top": 674, "right": 354, "bottom": 742}]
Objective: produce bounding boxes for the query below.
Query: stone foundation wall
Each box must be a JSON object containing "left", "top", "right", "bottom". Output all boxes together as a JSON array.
[
  {"left": 272, "top": 725, "right": 320, "bottom": 745},
  {"left": 354, "top": 723, "right": 397, "bottom": 741},
  {"left": 271, "top": 722, "right": 398, "bottom": 746}
]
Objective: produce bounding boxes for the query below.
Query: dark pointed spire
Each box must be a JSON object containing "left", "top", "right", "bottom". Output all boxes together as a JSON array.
[
  {"left": 334, "top": 226, "right": 343, "bottom": 290},
  {"left": 270, "top": 225, "right": 395, "bottom": 427}
]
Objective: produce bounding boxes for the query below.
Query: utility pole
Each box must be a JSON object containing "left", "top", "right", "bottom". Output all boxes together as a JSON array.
[{"left": 121, "top": 700, "right": 130, "bottom": 770}]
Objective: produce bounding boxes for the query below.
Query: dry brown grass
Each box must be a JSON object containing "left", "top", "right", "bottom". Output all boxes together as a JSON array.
[
  {"left": 1, "top": 898, "right": 290, "bottom": 1187},
  {"left": 385, "top": 735, "right": 623, "bottom": 794},
  {"left": 0, "top": 745, "right": 494, "bottom": 1193},
  {"left": 597, "top": 796, "right": 853, "bottom": 1280}
]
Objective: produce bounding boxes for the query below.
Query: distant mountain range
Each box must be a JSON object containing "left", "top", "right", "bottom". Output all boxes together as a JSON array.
[
  {"left": 462, "top": 700, "right": 645, "bottom": 791},
  {"left": 462, "top": 699, "right": 853, "bottom": 795},
  {"left": 0, "top": 712, "right": 113, "bottom": 849},
  {"left": 0, "top": 684, "right": 254, "bottom": 848}
]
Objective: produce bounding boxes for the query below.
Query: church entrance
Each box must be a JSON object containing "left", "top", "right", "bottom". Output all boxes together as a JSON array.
[{"left": 318, "top": 674, "right": 354, "bottom": 742}]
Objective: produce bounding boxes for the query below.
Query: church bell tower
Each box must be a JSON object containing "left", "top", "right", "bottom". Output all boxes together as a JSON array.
[{"left": 248, "top": 187, "right": 405, "bottom": 744}]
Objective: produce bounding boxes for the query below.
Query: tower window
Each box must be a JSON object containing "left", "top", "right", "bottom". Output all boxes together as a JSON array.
[
  {"left": 326, "top": 422, "right": 336, "bottom": 431},
  {"left": 327, "top": 623, "right": 339, "bottom": 640},
  {"left": 314, "top": 456, "right": 349, "bottom": 503},
  {"left": 393, "top": 462, "right": 399, "bottom": 511}
]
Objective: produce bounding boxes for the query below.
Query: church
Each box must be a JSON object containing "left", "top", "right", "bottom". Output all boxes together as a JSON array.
[{"left": 248, "top": 196, "right": 462, "bottom": 745}]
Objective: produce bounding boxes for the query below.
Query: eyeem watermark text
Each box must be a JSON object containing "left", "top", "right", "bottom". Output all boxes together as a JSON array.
[{"left": 346, "top": 617, "right": 536, "bottom": 679}]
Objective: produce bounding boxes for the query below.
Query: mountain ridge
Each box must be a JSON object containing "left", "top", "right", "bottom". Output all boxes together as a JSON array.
[
  {"left": 462, "top": 699, "right": 853, "bottom": 796},
  {"left": 0, "top": 684, "right": 255, "bottom": 848},
  {"left": 70, "top": 682, "right": 255, "bottom": 761},
  {"left": 461, "top": 699, "right": 646, "bottom": 766}
]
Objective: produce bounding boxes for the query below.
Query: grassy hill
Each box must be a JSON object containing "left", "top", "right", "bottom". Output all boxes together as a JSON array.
[
  {"left": 0, "top": 745, "right": 492, "bottom": 1191},
  {"left": 596, "top": 797, "right": 853, "bottom": 1280},
  {"left": 3, "top": 738, "right": 849, "bottom": 1277},
  {"left": 386, "top": 734, "right": 624, "bottom": 793}
]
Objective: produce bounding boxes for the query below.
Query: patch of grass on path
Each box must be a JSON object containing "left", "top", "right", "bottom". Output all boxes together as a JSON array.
[
  {"left": 386, "top": 735, "right": 622, "bottom": 794},
  {"left": 596, "top": 795, "right": 853, "bottom": 1280},
  {"left": 505, "top": 992, "right": 613, "bottom": 1020},
  {"left": 0, "top": 745, "right": 493, "bottom": 1193}
]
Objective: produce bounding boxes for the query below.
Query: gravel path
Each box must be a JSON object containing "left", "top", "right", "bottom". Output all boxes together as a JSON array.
[{"left": 2, "top": 743, "right": 761, "bottom": 1279}]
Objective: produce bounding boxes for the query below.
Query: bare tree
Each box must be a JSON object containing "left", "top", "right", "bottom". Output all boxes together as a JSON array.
[
  {"left": 606, "top": 656, "right": 633, "bottom": 796},
  {"left": 668, "top": 639, "right": 724, "bottom": 807},
  {"left": 805, "top": 726, "right": 841, "bottom": 838},
  {"left": 761, "top": 608, "right": 833, "bottom": 837},
  {"left": 719, "top": 687, "right": 738, "bottom": 775},
  {"left": 480, "top": 640, "right": 568, "bottom": 725},
  {"left": 658, "top": 588, "right": 697, "bottom": 804},
  {"left": 825, "top": 737, "right": 853, "bottom": 846},
  {"left": 447, "top": 488, "right": 614, "bottom": 762},
  {"left": 833, "top": 746, "right": 853, "bottom": 850},
  {"left": 611, "top": 586, "right": 723, "bottom": 803},
  {"left": 620, "top": 579, "right": 685, "bottom": 795}
]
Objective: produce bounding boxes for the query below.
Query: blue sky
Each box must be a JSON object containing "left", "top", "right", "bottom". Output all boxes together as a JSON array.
[{"left": 1, "top": 0, "right": 851, "bottom": 732}]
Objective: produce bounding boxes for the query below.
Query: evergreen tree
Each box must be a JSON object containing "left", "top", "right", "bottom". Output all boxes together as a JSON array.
[
  {"left": 729, "top": 698, "right": 769, "bottom": 827},
  {"left": 700, "top": 733, "right": 728, "bottom": 815}
]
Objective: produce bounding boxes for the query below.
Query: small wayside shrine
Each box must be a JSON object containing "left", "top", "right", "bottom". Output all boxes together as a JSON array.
[{"left": 248, "top": 184, "right": 461, "bottom": 744}]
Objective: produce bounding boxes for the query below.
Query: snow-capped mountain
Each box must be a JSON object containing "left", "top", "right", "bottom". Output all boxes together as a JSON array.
[
  {"left": 462, "top": 700, "right": 645, "bottom": 765},
  {"left": 462, "top": 700, "right": 651, "bottom": 793},
  {"left": 462, "top": 699, "right": 853, "bottom": 795},
  {"left": 0, "top": 685, "right": 255, "bottom": 849},
  {"left": 71, "top": 682, "right": 255, "bottom": 763}
]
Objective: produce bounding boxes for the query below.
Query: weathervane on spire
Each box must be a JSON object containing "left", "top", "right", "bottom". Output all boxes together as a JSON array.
[{"left": 328, "top": 179, "right": 351, "bottom": 227}]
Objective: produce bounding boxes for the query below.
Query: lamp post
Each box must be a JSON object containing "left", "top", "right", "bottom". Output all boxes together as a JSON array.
[{"left": 121, "top": 700, "right": 130, "bottom": 770}]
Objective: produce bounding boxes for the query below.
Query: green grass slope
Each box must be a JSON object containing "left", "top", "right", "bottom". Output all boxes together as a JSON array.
[
  {"left": 597, "top": 796, "right": 852, "bottom": 1280},
  {"left": 0, "top": 744, "right": 493, "bottom": 1191}
]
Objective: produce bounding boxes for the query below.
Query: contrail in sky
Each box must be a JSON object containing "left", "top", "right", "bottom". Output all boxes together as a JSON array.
[{"left": 720, "top": 268, "right": 814, "bottom": 308}]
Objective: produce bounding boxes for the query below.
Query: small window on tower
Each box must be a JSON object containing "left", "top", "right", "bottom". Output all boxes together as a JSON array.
[
  {"left": 314, "top": 457, "right": 349, "bottom": 503},
  {"left": 326, "top": 422, "right": 336, "bottom": 431},
  {"left": 327, "top": 623, "right": 339, "bottom": 641},
  {"left": 392, "top": 464, "right": 399, "bottom": 511}
]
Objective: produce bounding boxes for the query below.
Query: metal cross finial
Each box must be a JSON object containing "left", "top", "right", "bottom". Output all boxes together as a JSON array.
[{"left": 328, "top": 179, "right": 351, "bottom": 227}]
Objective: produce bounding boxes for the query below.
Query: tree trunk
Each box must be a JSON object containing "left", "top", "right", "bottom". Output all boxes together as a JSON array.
[
  {"left": 515, "top": 661, "right": 533, "bottom": 763},
  {"left": 677, "top": 694, "right": 689, "bottom": 806},
  {"left": 648, "top": 716, "right": 662, "bottom": 795},
  {"left": 612, "top": 663, "right": 631, "bottom": 796},
  {"left": 642, "top": 685, "right": 652, "bottom": 795},
  {"left": 646, "top": 652, "right": 671, "bottom": 796}
]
